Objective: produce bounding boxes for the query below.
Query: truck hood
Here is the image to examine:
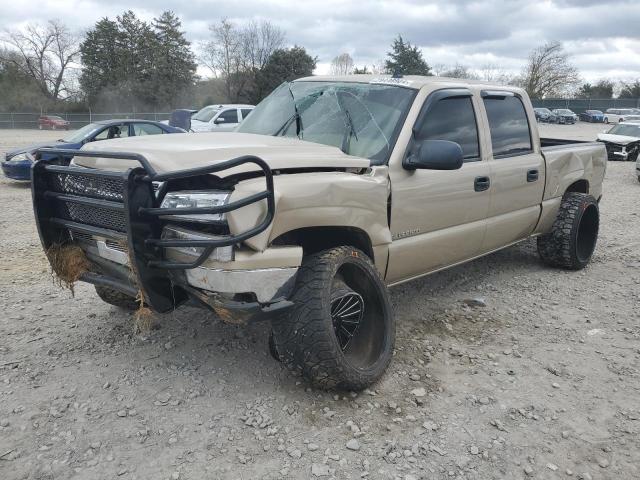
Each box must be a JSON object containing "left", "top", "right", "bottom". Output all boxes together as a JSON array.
[
  {"left": 597, "top": 133, "right": 640, "bottom": 145},
  {"left": 73, "top": 132, "right": 370, "bottom": 176}
]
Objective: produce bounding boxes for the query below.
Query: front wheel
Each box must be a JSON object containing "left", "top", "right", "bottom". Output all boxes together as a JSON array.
[
  {"left": 537, "top": 193, "right": 599, "bottom": 270},
  {"left": 95, "top": 285, "right": 139, "bottom": 310},
  {"left": 271, "top": 246, "right": 395, "bottom": 391}
]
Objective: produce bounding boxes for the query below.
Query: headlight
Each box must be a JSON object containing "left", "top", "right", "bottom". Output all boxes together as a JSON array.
[
  {"left": 7, "top": 153, "right": 28, "bottom": 162},
  {"left": 160, "top": 190, "right": 231, "bottom": 223}
]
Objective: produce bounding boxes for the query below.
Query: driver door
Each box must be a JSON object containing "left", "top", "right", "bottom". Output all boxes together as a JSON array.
[{"left": 386, "top": 89, "right": 491, "bottom": 284}]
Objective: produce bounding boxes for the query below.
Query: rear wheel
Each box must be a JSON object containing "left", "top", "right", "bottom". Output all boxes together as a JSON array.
[
  {"left": 95, "top": 285, "right": 138, "bottom": 310},
  {"left": 271, "top": 246, "right": 395, "bottom": 390},
  {"left": 537, "top": 193, "right": 599, "bottom": 270}
]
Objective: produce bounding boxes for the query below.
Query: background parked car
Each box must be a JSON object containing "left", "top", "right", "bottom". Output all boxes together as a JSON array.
[
  {"left": 579, "top": 110, "right": 605, "bottom": 122},
  {"left": 38, "top": 115, "right": 71, "bottom": 130},
  {"left": 534, "top": 108, "right": 558, "bottom": 123},
  {"left": 596, "top": 121, "right": 640, "bottom": 162},
  {"left": 190, "top": 104, "right": 254, "bottom": 132},
  {"left": 552, "top": 108, "right": 578, "bottom": 124},
  {"left": 1, "top": 119, "right": 184, "bottom": 181},
  {"left": 161, "top": 109, "right": 198, "bottom": 126},
  {"left": 603, "top": 108, "right": 640, "bottom": 124}
]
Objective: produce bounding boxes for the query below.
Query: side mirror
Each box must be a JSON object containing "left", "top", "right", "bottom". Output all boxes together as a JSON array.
[
  {"left": 403, "top": 140, "right": 464, "bottom": 171},
  {"left": 214, "top": 117, "right": 225, "bottom": 124}
]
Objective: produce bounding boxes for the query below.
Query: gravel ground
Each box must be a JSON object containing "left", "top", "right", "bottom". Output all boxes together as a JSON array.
[{"left": 1, "top": 124, "right": 639, "bottom": 480}]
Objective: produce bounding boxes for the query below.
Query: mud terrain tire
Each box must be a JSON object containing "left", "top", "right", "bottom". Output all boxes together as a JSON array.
[
  {"left": 95, "top": 285, "right": 139, "bottom": 310},
  {"left": 271, "top": 246, "right": 394, "bottom": 391},
  {"left": 537, "top": 192, "right": 599, "bottom": 270}
]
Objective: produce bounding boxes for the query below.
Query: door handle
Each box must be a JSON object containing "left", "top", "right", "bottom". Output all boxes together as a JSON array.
[
  {"left": 474, "top": 176, "right": 491, "bottom": 192},
  {"left": 527, "top": 169, "right": 539, "bottom": 182}
]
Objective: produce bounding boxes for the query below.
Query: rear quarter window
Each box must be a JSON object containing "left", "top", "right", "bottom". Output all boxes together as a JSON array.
[{"left": 483, "top": 95, "right": 532, "bottom": 157}]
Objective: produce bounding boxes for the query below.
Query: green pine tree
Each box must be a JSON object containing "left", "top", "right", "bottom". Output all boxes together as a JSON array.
[
  {"left": 152, "top": 11, "right": 197, "bottom": 108},
  {"left": 79, "top": 18, "right": 121, "bottom": 105},
  {"left": 384, "top": 36, "right": 431, "bottom": 76},
  {"left": 252, "top": 46, "right": 316, "bottom": 103}
]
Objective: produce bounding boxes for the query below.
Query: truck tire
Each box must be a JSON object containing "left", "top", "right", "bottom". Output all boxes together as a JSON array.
[
  {"left": 537, "top": 192, "right": 599, "bottom": 270},
  {"left": 271, "top": 246, "right": 395, "bottom": 391},
  {"left": 94, "top": 285, "right": 139, "bottom": 310}
]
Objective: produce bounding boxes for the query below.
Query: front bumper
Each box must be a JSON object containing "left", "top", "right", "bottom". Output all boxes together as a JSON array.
[
  {"left": 1, "top": 159, "right": 31, "bottom": 181},
  {"left": 31, "top": 148, "right": 281, "bottom": 323}
]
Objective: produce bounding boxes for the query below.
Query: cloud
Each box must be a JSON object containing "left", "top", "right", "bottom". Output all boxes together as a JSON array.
[{"left": 1, "top": 0, "right": 639, "bottom": 82}]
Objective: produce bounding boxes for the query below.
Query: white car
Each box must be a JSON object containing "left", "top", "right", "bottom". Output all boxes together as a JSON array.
[
  {"left": 603, "top": 108, "right": 640, "bottom": 124},
  {"left": 597, "top": 122, "right": 640, "bottom": 163},
  {"left": 190, "top": 104, "right": 255, "bottom": 132}
]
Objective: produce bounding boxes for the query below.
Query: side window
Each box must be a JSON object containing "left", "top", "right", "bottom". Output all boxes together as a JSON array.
[
  {"left": 217, "top": 109, "right": 239, "bottom": 124},
  {"left": 93, "top": 128, "right": 110, "bottom": 141},
  {"left": 133, "top": 123, "right": 164, "bottom": 136},
  {"left": 415, "top": 96, "right": 480, "bottom": 161},
  {"left": 483, "top": 96, "right": 532, "bottom": 157},
  {"left": 241, "top": 108, "right": 253, "bottom": 120}
]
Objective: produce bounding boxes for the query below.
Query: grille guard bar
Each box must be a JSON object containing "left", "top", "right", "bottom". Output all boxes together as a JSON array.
[{"left": 31, "top": 147, "right": 276, "bottom": 312}]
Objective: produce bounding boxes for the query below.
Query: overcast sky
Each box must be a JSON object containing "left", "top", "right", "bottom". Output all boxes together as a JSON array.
[{"left": 2, "top": 0, "right": 640, "bottom": 82}]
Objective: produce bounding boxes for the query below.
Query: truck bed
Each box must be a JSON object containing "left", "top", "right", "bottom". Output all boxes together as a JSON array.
[
  {"left": 539, "top": 139, "right": 606, "bottom": 202},
  {"left": 540, "top": 137, "right": 590, "bottom": 148}
]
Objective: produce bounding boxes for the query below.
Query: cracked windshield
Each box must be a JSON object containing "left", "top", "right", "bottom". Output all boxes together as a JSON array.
[{"left": 238, "top": 81, "right": 415, "bottom": 163}]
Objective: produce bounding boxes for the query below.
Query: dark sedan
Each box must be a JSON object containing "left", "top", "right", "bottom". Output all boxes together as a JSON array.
[
  {"left": 579, "top": 110, "right": 605, "bottom": 123},
  {"left": 1, "top": 119, "right": 184, "bottom": 181},
  {"left": 534, "top": 108, "right": 558, "bottom": 123},
  {"left": 552, "top": 109, "right": 578, "bottom": 124}
]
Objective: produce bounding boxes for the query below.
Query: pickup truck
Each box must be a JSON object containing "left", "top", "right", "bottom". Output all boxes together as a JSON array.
[{"left": 31, "top": 75, "right": 606, "bottom": 390}]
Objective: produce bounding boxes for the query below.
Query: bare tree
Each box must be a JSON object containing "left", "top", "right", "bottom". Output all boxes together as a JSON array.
[
  {"left": 200, "top": 19, "right": 285, "bottom": 102},
  {"left": 0, "top": 20, "right": 79, "bottom": 100},
  {"left": 518, "top": 41, "right": 580, "bottom": 98},
  {"left": 431, "top": 63, "right": 447, "bottom": 76},
  {"left": 479, "top": 63, "right": 512, "bottom": 84},
  {"left": 440, "top": 63, "right": 478, "bottom": 80},
  {"left": 330, "top": 53, "right": 354, "bottom": 75},
  {"left": 241, "top": 20, "right": 285, "bottom": 71}
]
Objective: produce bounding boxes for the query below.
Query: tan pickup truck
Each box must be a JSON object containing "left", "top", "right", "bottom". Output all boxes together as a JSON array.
[{"left": 31, "top": 75, "right": 606, "bottom": 390}]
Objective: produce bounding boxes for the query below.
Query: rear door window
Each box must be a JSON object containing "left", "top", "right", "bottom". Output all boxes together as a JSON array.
[
  {"left": 241, "top": 108, "right": 253, "bottom": 120},
  {"left": 132, "top": 123, "right": 164, "bottom": 136},
  {"left": 483, "top": 95, "right": 532, "bottom": 157},
  {"left": 415, "top": 96, "right": 480, "bottom": 161}
]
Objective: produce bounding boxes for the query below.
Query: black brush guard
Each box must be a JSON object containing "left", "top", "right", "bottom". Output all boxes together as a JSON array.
[{"left": 31, "top": 148, "right": 275, "bottom": 313}]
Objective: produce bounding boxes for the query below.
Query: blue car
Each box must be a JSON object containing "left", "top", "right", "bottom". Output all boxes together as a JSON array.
[
  {"left": 1, "top": 119, "right": 184, "bottom": 181},
  {"left": 579, "top": 110, "right": 605, "bottom": 123}
]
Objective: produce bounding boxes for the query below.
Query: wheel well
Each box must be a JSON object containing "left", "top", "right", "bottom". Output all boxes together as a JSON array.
[
  {"left": 565, "top": 179, "right": 589, "bottom": 195},
  {"left": 272, "top": 227, "right": 374, "bottom": 261}
]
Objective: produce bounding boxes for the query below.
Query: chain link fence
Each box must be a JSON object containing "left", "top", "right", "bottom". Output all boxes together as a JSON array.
[
  {"left": 0, "top": 112, "right": 172, "bottom": 129},
  {"left": 531, "top": 98, "right": 640, "bottom": 114}
]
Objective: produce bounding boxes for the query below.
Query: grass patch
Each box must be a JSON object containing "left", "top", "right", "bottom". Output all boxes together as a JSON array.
[{"left": 45, "top": 244, "right": 90, "bottom": 295}]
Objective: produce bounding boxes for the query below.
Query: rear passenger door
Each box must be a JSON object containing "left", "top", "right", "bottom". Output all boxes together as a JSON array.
[{"left": 480, "top": 91, "right": 545, "bottom": 252}]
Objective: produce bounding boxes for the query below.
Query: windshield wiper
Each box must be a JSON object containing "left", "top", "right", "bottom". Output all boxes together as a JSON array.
[
  {"left": 335, "top": 91, "right": 359, "bottom": 154},
  {"left": 274, "top": 83, "right": 303, "bottom": 138}
]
